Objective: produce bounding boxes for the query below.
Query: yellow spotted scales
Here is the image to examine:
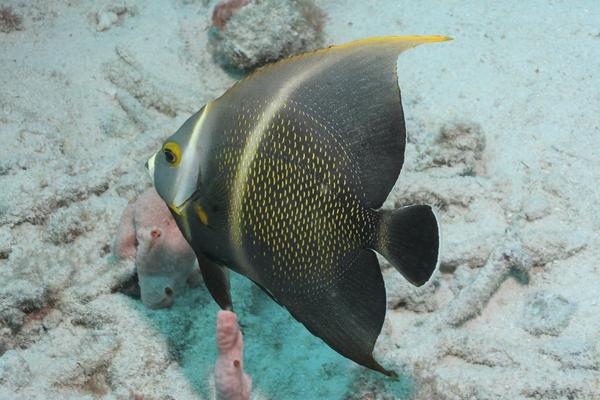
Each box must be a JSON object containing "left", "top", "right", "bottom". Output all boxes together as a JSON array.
[{"left": 217, "top": 99, "right": 377, "bottom": 297}]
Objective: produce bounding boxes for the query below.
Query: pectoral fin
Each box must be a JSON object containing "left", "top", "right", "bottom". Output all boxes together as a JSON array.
[{"left": 197, "top": 252, "right": 232, "bottom": 310}]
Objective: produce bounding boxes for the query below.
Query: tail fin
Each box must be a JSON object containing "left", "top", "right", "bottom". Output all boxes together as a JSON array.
[{"left": 374, "top": 205, "right": 440, "bottom": 286}]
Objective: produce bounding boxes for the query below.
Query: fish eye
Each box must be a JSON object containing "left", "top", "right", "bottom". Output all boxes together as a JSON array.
[
  {"left": 162, "top": 142, "right": 181, "bottom": 167},
  {"left": 164, "top": 149, "right": 176, "bottom": 163}
]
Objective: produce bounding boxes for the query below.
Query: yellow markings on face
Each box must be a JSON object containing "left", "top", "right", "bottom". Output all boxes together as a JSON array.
[
  {"left": 162, "top": 142, "right": 182, "bottom": 167},
  {"left": 169, "top": 202, "right": 184, "bottom": 216},
  {"left": 169, "top": 196, "right": 191, "bottom": 224},
  {"left": 194, "top": 203, "right": 209, "bottom": 225},
  {"left": 168, "top": 204, "right": 192, "bottom": 241}
]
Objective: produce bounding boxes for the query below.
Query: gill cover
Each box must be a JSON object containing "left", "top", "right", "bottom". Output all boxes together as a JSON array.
[{"left": 151, "top": 105, "right": 210, "bottom": 213}]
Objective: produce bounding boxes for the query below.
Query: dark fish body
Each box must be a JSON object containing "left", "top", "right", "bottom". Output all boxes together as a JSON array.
[{"left": 148, "top": 36, "right": 446, "bottom": 375}]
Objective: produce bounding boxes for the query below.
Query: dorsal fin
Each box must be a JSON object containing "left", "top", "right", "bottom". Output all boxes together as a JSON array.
[{"left": 210, "top": 36, "right": 451, "bottom": 208}]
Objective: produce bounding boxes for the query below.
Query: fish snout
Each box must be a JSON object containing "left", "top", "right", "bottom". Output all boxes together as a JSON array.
[{"left": 146, "top": 153, "right": 157, "bottom": 183}]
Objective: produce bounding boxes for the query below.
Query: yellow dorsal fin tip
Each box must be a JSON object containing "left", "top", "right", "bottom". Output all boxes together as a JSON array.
[
  {"left": 217, "top": 35, "right": 452, "bottom": 99},
  {"left": 335, "top": 35, "right": 452, "bottom": 48}
]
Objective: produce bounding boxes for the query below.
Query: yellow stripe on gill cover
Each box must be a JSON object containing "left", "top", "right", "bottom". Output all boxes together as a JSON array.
[{"left": 331, "top": 35, "right": 452, "bottom": 50}]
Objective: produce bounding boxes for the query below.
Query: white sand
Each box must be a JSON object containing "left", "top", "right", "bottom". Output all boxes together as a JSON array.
[{"left": 1, "top": 0, "right": 599, "bottom": 399}]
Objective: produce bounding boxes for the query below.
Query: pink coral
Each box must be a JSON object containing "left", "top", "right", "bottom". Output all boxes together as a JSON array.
[
  {"left": 214, "top": 311, "right": 252, "bottom": 400},
  {"left": 114, "top": 188, "right": 200, "bottom": 308},
  {"left": 212, "top": 0, "right": 250, "bottom": 31}
]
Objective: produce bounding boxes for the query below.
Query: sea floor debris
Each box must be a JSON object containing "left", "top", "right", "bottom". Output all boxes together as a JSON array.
[{"left": 208, "top": 0, "right": 326, "bottom": 71}]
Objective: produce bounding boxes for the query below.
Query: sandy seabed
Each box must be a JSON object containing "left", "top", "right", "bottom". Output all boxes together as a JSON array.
[{"left": 1, "top": 1, "right": 599, "bottom": 399}]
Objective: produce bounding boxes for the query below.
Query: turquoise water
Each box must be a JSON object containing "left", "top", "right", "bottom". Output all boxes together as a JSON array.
[{"left": 139, "top": 272, "right": 413, "bottom": 399}]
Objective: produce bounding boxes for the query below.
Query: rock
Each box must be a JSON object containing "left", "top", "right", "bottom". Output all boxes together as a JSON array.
[
  {"left": 94, "top": 3, "right": 137, "bottom": 32},
  {"left": 96, "top": 11, "right": 118, "bottom": 32},
  {"left": 521, "top": 290, "right": 575, "bottom": 336},
  {"left": 208, "top": 0, "right": 326, "bottom": 71}
]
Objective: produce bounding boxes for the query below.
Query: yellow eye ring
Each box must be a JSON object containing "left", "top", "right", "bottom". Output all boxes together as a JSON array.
[{"left": 162, "top": 142, "right": 181, "bottom": 167}]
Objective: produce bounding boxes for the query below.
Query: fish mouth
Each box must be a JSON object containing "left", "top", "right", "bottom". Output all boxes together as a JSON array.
[
  {"left": 169, "top": 200, "right": 189, "bottom": 216},
  {"left": 145, "top": 151, "right": 194, "bottom": 217},
  {"left": 170, "top": 190, "right": 201, "bottom": 216},
  {"left": 146, "top": 153, "right": 156, "bottom": 183}
]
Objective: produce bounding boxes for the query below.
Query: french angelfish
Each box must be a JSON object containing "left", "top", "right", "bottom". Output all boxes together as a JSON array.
[{"left": 147, "top": 36, "right": 446, "bottom": 376}]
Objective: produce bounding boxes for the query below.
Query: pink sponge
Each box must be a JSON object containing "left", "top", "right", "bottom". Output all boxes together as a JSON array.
[
  {"left": 212, "top": 0, "right": 250, "bottom": 31},
  {"left": 114, "top": 188, "right": 200, "bottom": 308},
  {"left": 214, "top": 311, "right": 252, "bottom": 400}
]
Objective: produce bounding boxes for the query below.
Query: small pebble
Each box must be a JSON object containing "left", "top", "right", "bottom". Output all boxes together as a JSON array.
[
  {"left": 96, "top": 11, "right": 118, "bottom": 32},
  {"left": 521, "top": 290, "right": 575, "bottom": 336}
]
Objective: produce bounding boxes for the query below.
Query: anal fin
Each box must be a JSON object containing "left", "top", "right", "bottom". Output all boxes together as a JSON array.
[{"left": 284, "top": 249, "right": 394, "bottom": 376}]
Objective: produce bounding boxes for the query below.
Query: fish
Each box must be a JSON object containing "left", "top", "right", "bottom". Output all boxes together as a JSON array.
[{"left": 147, "top": 36, "right": 447, "bottom": 376}]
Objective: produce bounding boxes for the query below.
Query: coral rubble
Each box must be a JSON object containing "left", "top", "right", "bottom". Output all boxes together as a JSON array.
[{"left": 208, "top": 0, "right": 326, "bottom": 71}]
